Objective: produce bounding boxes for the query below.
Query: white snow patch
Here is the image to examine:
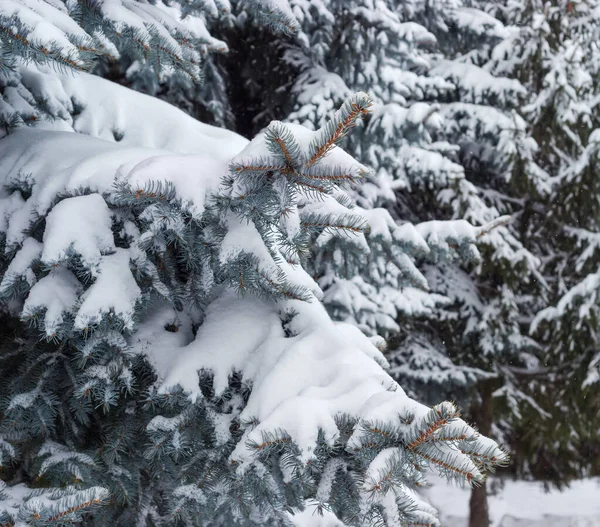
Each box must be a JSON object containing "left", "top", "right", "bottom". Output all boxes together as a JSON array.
[
  {"left": 423, "top": 474, "right": 600, "bottom": 527},
  {"left": 42, "top": 194, "right": 115, "bottom": 271},
  {"left": 74, "top": 249, "right": 141, "bottom": 330},
  {"left": 22, "top": 267, "right": 81, "bottom": 335},
  {"left": 0, "top": 237, "right": 42, "bottom": 292}
]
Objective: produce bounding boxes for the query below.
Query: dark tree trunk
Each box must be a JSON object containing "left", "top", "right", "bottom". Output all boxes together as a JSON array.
[
  {"left": 468, "top": 380, "right": 495, "bottom": 527},
  {"left": 469, "top": 481, "right": 490, "bottom": 527}
]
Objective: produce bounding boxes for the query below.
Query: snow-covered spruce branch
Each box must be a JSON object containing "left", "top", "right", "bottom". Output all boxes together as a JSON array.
[
  {"left": 0, "top": 0, "right": 302, "bottom": 86},
  {"left": 475, "top": 215, "right": 512, "bottom": 239}
]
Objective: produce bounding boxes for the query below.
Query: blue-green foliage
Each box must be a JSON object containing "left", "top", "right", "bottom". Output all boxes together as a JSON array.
[
  {"left": 0, "top": 0, "right": 301, "bottom": 134},
  {"left": 0, "top": 91, "right": 509, "bottom": 525},
  {"left": 0, "top": 1, "right": 515, "bottom": 524}
]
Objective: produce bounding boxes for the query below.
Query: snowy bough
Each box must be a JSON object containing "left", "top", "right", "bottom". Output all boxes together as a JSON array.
[{"left": 0, "top": 85, "right": 508, "bottom": 526}]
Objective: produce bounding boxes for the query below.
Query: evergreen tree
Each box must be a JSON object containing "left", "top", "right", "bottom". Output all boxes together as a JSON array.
[
  {"left": 0, "top": 1, "right": 510, "bottom": 526},
  {"left": 488, "top": 0, "right": 600, "bottom": 483}
]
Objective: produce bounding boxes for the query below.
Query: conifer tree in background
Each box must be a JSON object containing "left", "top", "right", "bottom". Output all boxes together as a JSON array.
[
  {"left": 0, "top": 1, "right": 510, "bottom": 526},
  {"left": 410, "top": 6, "right": 551, "bottom": 526},
  {"left": 487, "top": 0, "right": 600, "bottom": 484}
]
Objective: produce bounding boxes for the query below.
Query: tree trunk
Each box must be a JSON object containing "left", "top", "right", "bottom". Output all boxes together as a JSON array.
[
  {"left": 468, "top": 380, "right": 495, "bottom": 527},
  {"left": 469, "top": 482, "right": 490, "bottom": 527}
]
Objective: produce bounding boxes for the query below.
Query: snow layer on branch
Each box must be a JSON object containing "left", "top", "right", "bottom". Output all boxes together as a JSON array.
[
  {"left": 0, "top": 237, "right": 42, "bottom": 293},
  {"left": 0, "top": 131, "right": 154, "bottom": 247},
  {"left": 0, "top": 129, "right": 233, "bottom": 243},
  {"left": 531, "top": 271, "right": 600, "bottom": 334},
  {"left": 565, "top": 227, "right": 600, "bottom": 272},
  {"left": 179, "top": 291, "right": 418, "bottom": 465},
  {"left": 0, "top": 0, "right": 91, "bottom": 66},
  {"left": 123, "top": 154, "right": 225, "bottom": 218},
  {"left": 449, "top": 6, "right": 508, "bottom": 40},
  {"left": 322, "top": 276, "right": 447, "bottom": 336},
  {"left": 286, "top": 61, "right": 351, "bottom": 130},
  {"left": 289, "top": 503, "right": 345, "bottom": 527},
  {"left": 41, "top": 194, "right": 115, "bottom": 271},
  {"left": 52, "top": 69, "right": 247, "bottom": 155},
  {"left": 0, "top": 481, "right": 108, "bottom": 525},
  {"left": 389, "top": 333, "right": 487, "bottom": 389},
  {"left": 22, "top": 268, "right": 81, "bottom": 336},
  {"left": 430, "top": 60, "right": 525, "bottom": 107},
  {"left": 159, "top": 290, "right": 281, "bottom": 397},
  {"left": 74, "top": 249, "right": 141, "bottom": 330},
  {"left": 155, "top": 288, "right": 505, "bottom": 480},
  {"left": 368, "top": 102, "right": 444, "bottom": 145},
  {"left": 4, "top": 66, "right": 249, "bottom": 156},
  {"left": 0, "top": 0, "right": 228, "bottom": 77},
  {"left": 129, "top": 304, "right": 195, "bottom": 378},
  {"left": 0, "top": 127, "right": 238, "bottom": 336},
  {"left": 38, "top": 441, "right": 95, "bottom": 478},
  {"left": 380, "top": 67, "right": 454, "bottom": 103}
]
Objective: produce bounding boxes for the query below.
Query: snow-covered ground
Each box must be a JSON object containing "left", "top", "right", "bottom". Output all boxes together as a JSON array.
[
  {"left": 423, "top": 475, "right": 600, "bottom": 526},
  {"left": 290, "top": 475, "right": 600, "bottom": 527}
]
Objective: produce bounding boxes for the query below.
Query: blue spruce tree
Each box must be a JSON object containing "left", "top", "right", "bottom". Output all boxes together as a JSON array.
[{"left": 0, "top": 1, "right": 509, "bottom": 525}]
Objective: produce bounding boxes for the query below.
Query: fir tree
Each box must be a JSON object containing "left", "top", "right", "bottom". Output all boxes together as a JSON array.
[{"left": 488, "top": 0, "right": 600, "bottom": 484}]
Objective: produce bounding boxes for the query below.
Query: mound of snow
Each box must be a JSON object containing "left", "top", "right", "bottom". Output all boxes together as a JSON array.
[{"left": 423, "top": 474, "right": 600, "bottom": 527}]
